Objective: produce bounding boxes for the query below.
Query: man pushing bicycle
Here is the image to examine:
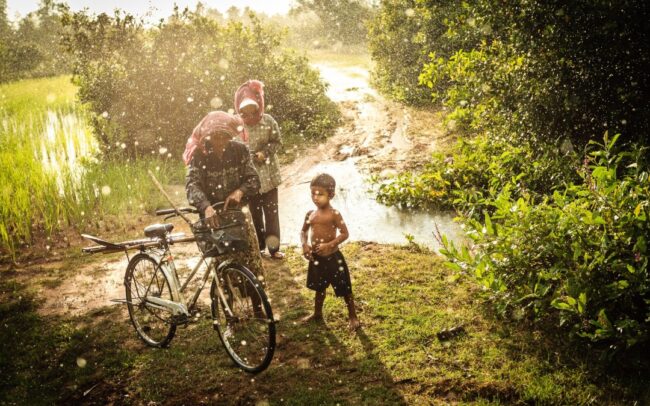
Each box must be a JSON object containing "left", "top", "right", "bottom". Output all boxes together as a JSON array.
[{"left": 183, "top": 110, "right": 265, "bottom": 280}]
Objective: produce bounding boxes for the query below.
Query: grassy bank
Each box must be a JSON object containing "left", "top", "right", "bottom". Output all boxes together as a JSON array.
[
  {"left": 1, "top": 243, "right": 647, "bottom": 404},
  {"left": 0, "top": 76, "right": 185, "bottom": 262}
]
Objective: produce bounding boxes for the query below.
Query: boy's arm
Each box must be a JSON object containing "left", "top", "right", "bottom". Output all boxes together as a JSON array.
[
  {"left": 331, "top": 210, "right": 349, "bottom": 246},
  {"left": 300, "top": 211, "right": 313, "bottom": 259}
]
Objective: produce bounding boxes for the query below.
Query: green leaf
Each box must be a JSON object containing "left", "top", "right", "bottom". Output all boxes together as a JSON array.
[
  {"left": 578, "top": 292, "right": 587, "bottom": 314},
  {"left": 445, "top": 262, "right": 462, "bottom": 272},
  {"left": 607, "top": 133, "right": 620, "bottom": 149},
  {"left": 634, "top": 203, "right": 643, "bottom": 217},
  {"left": 484, "top": 211, "right": 494, "bottom": 235},
  {"left": 551, "top": 300, "right": 572, "bottom": 311}
]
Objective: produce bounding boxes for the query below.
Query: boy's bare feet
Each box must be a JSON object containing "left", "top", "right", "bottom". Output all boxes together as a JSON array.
[
  {"left": 301, "top": 314, "right": 324, "bottom": 324},
  {"left": 348, "top": 317, "right": 361, "bottom": 332}
]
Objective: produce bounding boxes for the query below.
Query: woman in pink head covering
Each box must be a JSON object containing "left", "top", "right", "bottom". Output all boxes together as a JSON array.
[
  {"left": 235, "top": 80, "right": 285, "bottom": 260},
  {"left": 183, "top": 110, "right": 264, "bottom": 277}
]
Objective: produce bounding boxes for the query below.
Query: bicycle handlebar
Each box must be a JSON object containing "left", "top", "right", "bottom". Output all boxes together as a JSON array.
[
  {"left": 155, "top": 201, "right": 226, "bottom": 217},
  {"left": 155, "top": 207, "right": 198, "bottom": 216}
]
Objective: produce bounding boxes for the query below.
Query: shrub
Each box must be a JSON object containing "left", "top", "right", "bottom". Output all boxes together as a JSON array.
[
  {"left": 61, "top": 8, "right": 340, "bottom": 157},
  {"left": 373, "top": 133, "right": 578, "bottom": 218},
  {"left": 367, "top": 0, "right": 467, "bottom": 104},
  {"left": 441, "top": 134, "right": 649, "bottom": 354},
  {"left": 371, "top": 1, "right": 650, "bottom": 145}
]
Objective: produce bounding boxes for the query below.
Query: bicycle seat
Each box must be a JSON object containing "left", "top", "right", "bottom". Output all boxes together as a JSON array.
[{"left": 144, "top": 223, "right": 174, "bottom": 238}]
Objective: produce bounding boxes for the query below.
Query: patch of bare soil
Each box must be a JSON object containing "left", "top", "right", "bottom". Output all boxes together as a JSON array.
[{"left": 12, "top": 61, "right": 447, "bottom": 322}]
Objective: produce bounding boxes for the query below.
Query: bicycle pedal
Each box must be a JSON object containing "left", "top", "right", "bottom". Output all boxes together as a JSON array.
[{"left": 171, "top": 314, "right": 190, "bottom": 326}]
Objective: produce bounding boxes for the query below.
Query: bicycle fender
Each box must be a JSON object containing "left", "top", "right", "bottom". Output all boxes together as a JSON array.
[{"left": 215, "top": 258, "right": 235, "bottom": 274}]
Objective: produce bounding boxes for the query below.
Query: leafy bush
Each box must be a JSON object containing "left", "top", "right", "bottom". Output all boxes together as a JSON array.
[
  {"left": 441, "top": 134, "right": 649, "bottom": 354},
  {"left": 373, "top": 134, "right": 578, "bottom": 218},
  {"left": 0, "top": 2, "right": 69, "bottom": 83},
  {"left": 371, "top": 0, "right": 650, "bottom": 145},
  {"left": 61, "top": 8, "right": 340, "bottom": 157},
  {"left": 367, "top": 0, "right": 467, "bottom": 104},
  {"left": 292, "top": 0, "right": 373, "bottom": 47}
]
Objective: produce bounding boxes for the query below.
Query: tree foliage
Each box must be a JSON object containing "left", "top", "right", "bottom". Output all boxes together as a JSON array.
[
  {"left": 60, "top": 8, "right": 340, "bottom": 157},
  {"left": 369, "top": 0, "right": 650, "bottom": 145},
  {"left": 371, "top": 0, "right": 650, "bottom": 355},
  {"left": 0, "top": 0, "right": 69, "bottom": 83},
  {"left": 292, "top": 0, "right": 373, "bottom": 46}
]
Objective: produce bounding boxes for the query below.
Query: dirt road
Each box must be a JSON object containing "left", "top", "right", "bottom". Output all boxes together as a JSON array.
[{"left": 12, "top": 58, "right": 458, "bottom": 317}]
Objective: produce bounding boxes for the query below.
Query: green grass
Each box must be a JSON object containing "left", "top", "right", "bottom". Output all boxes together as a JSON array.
[
  {"left": 0, "top": 75, "right": 77, "bottom": 116},
  {"left": 2, "top": 243, "right": 647, "bottom": 404},
  {"left": 0, "top": 76, "right": 186, "bottom": 261}
]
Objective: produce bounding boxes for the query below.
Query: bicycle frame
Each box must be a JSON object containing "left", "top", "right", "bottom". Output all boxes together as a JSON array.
[{"left": 141, "top": 241, "right": 236, "bottom": 321}]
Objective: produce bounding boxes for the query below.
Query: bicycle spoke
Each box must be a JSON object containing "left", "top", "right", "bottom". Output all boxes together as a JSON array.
[
  {"left": 211, "top": 265, "right": 275, "bottom": 372},
  {"left": 126, "top": 255, "right": 176, "bottom": 347}
]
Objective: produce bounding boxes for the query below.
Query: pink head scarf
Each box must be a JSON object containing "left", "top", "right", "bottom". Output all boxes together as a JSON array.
[
  {"left": 234, "top": 80, "right": 265, "bottom": 131},
  {"left": 182, "top": 111, "right": 245, "bottom": 165}
]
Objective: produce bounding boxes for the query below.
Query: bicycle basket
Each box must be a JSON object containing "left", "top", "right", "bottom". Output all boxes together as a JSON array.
[{"left": 192, "top": 209, "right": 250, "bottom": 257}]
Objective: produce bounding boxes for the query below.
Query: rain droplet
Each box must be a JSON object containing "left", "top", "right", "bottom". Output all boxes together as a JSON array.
[
  {"left": 101, "top": 111, "right": 109, "bottom": 118},
  {"left": 210, "top": 97, "right": 223, "bottom": 109},
  {"left": 241, "top": 340, "right": 247, "bottom": 346},
  {"left": 101, "top": 186, "right": 111, "bottom": 196},
  {"left": 159, "top": 147, "right": 168, "bottom": 154},
  {"left": 76, "top": 357, "right": 87, "bottom": 368},
  {"left": 187, "top": 96, "right": 194, "bottom": 103}
]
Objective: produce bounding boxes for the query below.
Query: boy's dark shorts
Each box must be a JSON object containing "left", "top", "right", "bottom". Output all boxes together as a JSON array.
[{"left": 306, "top": 250, "right": 352, "bottom": 297}]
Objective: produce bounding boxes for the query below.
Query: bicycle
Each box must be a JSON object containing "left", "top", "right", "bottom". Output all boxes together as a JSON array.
[{"left": 81, "top": 201, "right": 276, "bottom": 373}]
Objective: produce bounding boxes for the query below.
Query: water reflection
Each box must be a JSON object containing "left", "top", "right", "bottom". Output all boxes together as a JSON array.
[
  {"left": 279, "top": 158, "right": 463, "bottom": 251},
  {"left": 37, "top": 110, "right": 98, "bottom": 192}
]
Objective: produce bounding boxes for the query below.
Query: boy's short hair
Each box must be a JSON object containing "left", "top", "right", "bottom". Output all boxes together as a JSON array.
[{"left": 310, "top": 173, "right": 336, "bottom": 196}]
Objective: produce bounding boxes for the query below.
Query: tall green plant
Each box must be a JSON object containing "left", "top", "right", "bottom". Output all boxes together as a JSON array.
[{"left": 441, "top": 134, "right": 649, "bottom": 354}]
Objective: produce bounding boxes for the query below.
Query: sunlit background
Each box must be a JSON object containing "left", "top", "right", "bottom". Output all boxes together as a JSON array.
[{"left": 6, "top": 0, "right": 295, "bottom": 21}]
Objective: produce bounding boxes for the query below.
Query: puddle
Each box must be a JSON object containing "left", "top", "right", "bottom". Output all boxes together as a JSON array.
[
  {"left": 39, "top": 246, "right": 213, "bottom": 316},
  {"left": 277, "top": 62, "right": 464, "bottom": 250},
  {"left": 279, "top": 158, "right": 462, "bottom": 251}
]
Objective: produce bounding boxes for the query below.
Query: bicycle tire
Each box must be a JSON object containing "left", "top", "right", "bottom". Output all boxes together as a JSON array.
[
  {"left": 125, "top": 253, "right": 176, "bottom": 347},
  {"left": 210, "top": 263, "right": 275, "bottom": 373}
]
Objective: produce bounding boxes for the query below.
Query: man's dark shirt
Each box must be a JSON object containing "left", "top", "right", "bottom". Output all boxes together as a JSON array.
[{"left": 185, "top": 140, "right": 260, "bottom": 213}]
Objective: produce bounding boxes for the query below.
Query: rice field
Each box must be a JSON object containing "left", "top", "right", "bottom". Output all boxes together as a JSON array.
[{"left": 0, "top": 76, "right": 184, "bottom": 260}]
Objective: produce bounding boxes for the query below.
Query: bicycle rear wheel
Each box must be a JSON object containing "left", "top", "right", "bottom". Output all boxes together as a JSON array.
[
  {"left": 125, "top": 253, "right": 176, "bottom": 347},
  {"left": 210, "top": 264, "right": 275, "bottom": 373}
]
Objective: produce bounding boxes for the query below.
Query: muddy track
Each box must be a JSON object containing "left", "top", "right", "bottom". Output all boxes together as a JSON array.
[{"left": 17, "top": 60, "right": 451, "bottom": 317}]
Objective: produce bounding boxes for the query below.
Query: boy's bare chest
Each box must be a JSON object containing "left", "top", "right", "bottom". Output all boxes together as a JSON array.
[{"left": 309, "top": 211, "right": 336, "bottom": 229}]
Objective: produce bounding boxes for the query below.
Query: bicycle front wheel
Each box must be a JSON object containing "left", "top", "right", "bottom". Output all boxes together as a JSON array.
[
  {"left": 210, "top": 264, "right": 275, "bottom": 373},
  {"left": 125, "top": 253, "right": 176, "bottom": 347}
]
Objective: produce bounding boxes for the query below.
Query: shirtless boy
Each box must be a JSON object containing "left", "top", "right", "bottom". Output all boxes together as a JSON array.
[{"left": 300, "top": 173, "right": 360, "bottom": 331}]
